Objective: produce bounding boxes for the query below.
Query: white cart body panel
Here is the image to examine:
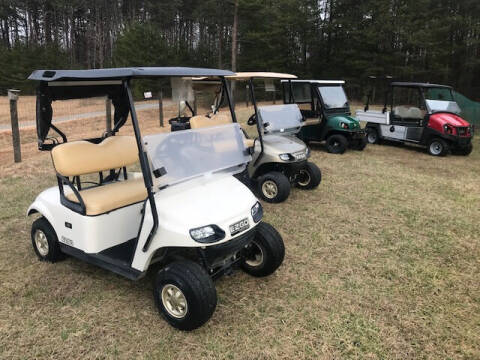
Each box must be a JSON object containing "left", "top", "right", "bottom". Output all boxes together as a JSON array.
[{"left": 355, "top": 110, "right": 390, "bottom": 125}]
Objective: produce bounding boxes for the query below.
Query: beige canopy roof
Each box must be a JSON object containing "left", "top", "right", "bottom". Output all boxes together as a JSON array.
[{"left": 227, "top": 72, "right": 297, "bottom": 80}]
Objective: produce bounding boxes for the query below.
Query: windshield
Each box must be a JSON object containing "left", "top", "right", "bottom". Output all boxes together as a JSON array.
[
  {"left": 424, "top": 88, "right": 454, "bottom": 101},
  {"left": 258, "top": 104, "right": 303, "bottom": 134},
  {"left": 318, "top": 86, "right": 348, "bottom": 109},
  {"left": 143, "top": 123, "right": 250, "bottom": 189},
  {"left": 423, "top": 87, "right": 461, "bottom": 114},
  {"left": 425, "top": 100, "right": 461, "bottom": 114}
]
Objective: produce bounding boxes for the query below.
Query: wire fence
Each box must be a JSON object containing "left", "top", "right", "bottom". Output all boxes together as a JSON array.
[
  {"left": 0, "top": 87, "right": 262, "bottom": 163},
  {"left": 0, "top": 94, "right": 178, "bottom": 162}
]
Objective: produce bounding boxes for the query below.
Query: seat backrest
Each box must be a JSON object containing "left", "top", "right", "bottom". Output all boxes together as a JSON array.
[
  {"left": 190, "top": 113, "right": 231, "bottom": 129},
  {"left": 394, "top": 106, "right": 409, "bottom": 118},
  {"left": 407, "top": 107, "right": 423, "bottom": 119},
  {"left": 51, "top": 136, "right": 139, "bottom": 177}
]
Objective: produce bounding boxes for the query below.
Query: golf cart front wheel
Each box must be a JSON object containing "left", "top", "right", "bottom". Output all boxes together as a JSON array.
[
  {"left": 241, "top": 222, "right": 285, "bottom": 277},
  {"left": 154, "top": 260, "right": 217, "bottom": 331},
  {"left": 257, "top": 172, "right": 290, "bottom": 203},
  {"left": 427, "top": 138, "right": 449, "bottom": 156},
  {"left": 326, "top": 134, "right": 348, "bottom": 154},
  {"left": 31, "top": 217, "right": 64, "bottom": 262},
  {"left": 352, "top": 135, "right": 368, "bottom": 150},
  {"left": 296, "top": 161, "right": 321, "bottom": 189}
]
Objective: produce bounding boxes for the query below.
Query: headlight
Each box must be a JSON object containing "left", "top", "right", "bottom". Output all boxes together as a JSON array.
[
  {"left": 189, "top": 225, "right": 225, "bottom": 243},
  {"left": 279, "top": 153, "right": 294, "bottom": 161},
  {"left": 340, "top": 122, "right": 349, "bottom": 129},
  {"left": 251, "top": 201, "right": 263, "bottom": 223},
  {"left": 305, "top": 147, "right": 310, "bottom": 157},
  {"left": 443, "top": 124, "right": 455, "bottom": 135}
]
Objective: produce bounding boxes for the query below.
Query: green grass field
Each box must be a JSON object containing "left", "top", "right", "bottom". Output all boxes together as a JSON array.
[{"left": 0, "top": 111, "right": 479, "bottom": 359}]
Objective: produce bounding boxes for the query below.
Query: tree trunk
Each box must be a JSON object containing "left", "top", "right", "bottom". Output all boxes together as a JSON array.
[
  {"left": 230, "top": 0, "right": 239, "bottom": 100},
  {"left": 231, "top": 0, "right": 239, "bottom": 72}
]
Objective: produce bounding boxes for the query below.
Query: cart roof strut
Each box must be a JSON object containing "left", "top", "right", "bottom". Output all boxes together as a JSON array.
[
  {"left": 227, "top": 72, "right": 297, "bottom": 80},
  {"left": 390, "top": 82, "right": 452, "bottom": 89},
  {"left": 280, "top": 80, "right": 345, "bottom": 84}
]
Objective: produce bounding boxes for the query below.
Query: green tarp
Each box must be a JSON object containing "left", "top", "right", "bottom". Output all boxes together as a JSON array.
[
  {"left": 453, "top": 91, "right": 480, "bottom": 127},
  {"left": 428, "top": 88, "right": 480, "bottom": 127}
]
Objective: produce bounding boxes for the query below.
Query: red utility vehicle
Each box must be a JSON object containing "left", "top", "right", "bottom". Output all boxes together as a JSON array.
[{"left": 356, "top": 82, "right": 474, "bottom": 156}]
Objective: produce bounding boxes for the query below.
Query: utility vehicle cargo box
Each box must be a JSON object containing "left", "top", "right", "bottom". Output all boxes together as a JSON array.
[{"left": 355, "top": 110, "right": 390, "bottom": 125}]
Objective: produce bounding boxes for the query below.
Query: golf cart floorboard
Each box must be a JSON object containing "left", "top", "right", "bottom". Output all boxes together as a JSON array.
[
  {"left": 60, "top": 239, "right": 144, "bottom": 280},
  {"left": 99, "top": 238, "right": 137, "bottom": 263}
]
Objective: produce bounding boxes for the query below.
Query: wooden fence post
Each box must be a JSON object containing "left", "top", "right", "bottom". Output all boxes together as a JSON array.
[
  {"left": 158, "top": 90, "right": 164, "bottom": 127},
  {"left": 246, "top": 84, "right": 249, "bottom": 107},
  {"left": 8, "top": 89, "right": 21, "bottom": 163},
  {"left": 105, "top": 97, "right": 112, "bottom": 132}
]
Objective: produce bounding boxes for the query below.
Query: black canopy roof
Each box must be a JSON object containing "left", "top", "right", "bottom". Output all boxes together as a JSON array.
[
  {"left": 28, "top": 67, "right": 235, "bottom": 82},
  {"left": 391, "top": 82, "right": 452, "bottom": 89}
]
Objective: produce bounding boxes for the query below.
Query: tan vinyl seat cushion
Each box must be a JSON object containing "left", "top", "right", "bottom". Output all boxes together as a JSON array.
[
  {"left": 302, "top": 118, "right": 321, "bottom": 126},
  {"left": 244, "top": 138, "right": 255, "bottom": 147},
  {"left": 52, "top": 135, "right": 146, "bottom": 215},
  {"left": 65, "top": 178, "right": 147, "bottom": 216},
  {"left": 190, "top": 113, "right": 255, "bottom": 148},
  {"left": 51, "top": 136, "right": 139, "bottom": 177},
  {"left": 189, "top": 113, "right": 231, "bottom": 129}
]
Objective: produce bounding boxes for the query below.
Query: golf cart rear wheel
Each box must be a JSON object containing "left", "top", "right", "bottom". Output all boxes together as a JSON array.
[
  {"left": 241, "top": 222, "right": 285, "bottom": 277},
  {"left": 31, "top": 217, "right": 64, "bottom": 262},
  {"left": 427, "top": 137, "right": 449, "bottom": 156},
  {"left": 366, "top": 127, "right": 380, "bottom": 144},
  {"left": 154, "top": 260, "right": 217, "bottom": 331},
  {"left": 296, "top": 161, "right": 321, "bottom": 189},
  {"left": 326, "top": 134, "right": 348, "bottom": 154},
  {"left": 257, "top": 172, "right": 290, "bottom": 203}
]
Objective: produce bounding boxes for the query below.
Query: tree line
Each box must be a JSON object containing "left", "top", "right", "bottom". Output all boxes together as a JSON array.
[{"left": 0, "top": 0, "right": 479, "bottom": 99}]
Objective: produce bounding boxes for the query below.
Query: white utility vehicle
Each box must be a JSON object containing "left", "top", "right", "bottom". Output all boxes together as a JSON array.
[{"left": 27, "top": 67, "right": 285, "bottom": 331}]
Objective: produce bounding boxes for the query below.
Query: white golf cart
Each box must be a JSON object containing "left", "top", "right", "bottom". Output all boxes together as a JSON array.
[{"left": 27, "top": 67, "right": 285, "bottom": 331}]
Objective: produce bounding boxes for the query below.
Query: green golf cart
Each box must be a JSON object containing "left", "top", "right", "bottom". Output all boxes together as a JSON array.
[{"left": 282, "top": 80, "right": 366, "bottom": 154}]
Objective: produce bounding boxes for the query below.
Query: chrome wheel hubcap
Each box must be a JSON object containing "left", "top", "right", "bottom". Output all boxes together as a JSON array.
[
  {"left": 262, "top": 180, "right": 278, "bottom": 199},
  {"left": 297, "top": 170, "right": 311, "bottom": 186},
  {"left": 245, "top": 241, "right": 264, "bottom": 267},
  {"left": 34, "top": 230, "right": 49, "bottom": 257},
  {"left": 430, "top": 142, "right": 442, "bottom": 155},
  {"left": 161, "top": 284, "right": 188, "bottom": 319}
]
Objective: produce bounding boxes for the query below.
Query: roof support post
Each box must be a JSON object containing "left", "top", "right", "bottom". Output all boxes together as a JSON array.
[
  {"left": 248, "top": 78, "right": 264, "bottom": 165},
  {"left": 221, "top": 77, "right": 237, "bottom": 123},
  {"left": 124, "top": 81, "right": 159, "bottom": 253}
]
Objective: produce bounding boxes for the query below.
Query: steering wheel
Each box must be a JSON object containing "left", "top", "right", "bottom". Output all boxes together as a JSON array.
[{"left": 247, "top": 114, "right": 257, "bottom": 126}]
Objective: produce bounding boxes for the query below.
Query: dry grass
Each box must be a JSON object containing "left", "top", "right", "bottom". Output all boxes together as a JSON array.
[{"left": 0, "top": 107, "right": 479, "bottom": 359}]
